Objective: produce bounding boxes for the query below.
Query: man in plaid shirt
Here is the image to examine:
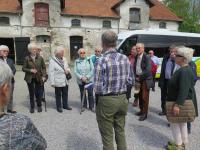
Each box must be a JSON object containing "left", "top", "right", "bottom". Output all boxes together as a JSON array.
[{"left": 94, "top": 30, "right": 133, "bottom": 150}]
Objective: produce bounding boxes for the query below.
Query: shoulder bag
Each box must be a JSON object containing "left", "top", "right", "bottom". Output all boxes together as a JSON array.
[
  {"left": 52, "top": 57, "right": 72, "bottom": 80},
  {"left": 166, "top": 100, "right": 196, "bottom": 123}
]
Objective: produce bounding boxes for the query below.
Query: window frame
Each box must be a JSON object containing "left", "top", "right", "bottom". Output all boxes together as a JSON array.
[
  {"left": 102, "top": 20, "right": 111, "bottom": 28},
  {"left": 159, "top": 22, "right": 167, "bottom": 29},
  {"left": 71, "top": 19, "right": 81, "bottom": 27},
  {"left": 0, "top": 17, "right": 10, "bottom": 26},
  {"left": 129, "top": 8, "right": 141, "bottom": 24},
  {"left": 34, "top": 3, "right": 49, "bottom": 27}
]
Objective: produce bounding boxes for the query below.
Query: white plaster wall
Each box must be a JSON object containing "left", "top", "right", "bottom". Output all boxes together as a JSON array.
[
  {"left": 149, "top": 21, "right": 179, "bottom": 31},
  {"left": 118, "top": 0, "right": 149, "bottom": 30},
  {"left": 61, "top": 16, "right": 119, "bottom": 29}
]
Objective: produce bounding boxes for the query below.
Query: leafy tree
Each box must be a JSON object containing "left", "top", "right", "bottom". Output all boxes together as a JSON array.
[{"left": 163, "top": 0, "right": 200, "bottom": 33}]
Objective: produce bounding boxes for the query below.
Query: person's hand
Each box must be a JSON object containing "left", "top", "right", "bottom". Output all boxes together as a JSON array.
[
  {"left": 31, "top": 69, "right": 37, "bottom": 74},
  {"left": 65, "top": 70, "right": 70, "bottom": 74},
  {"left": 81, "top": 77, "right": 87, "bottom": 82},
  {"left": 42, "top": 77, "right": 46, "bottom": 82},
  {"left": 173, "top": 105, "right": 180, "bottom": 116}
]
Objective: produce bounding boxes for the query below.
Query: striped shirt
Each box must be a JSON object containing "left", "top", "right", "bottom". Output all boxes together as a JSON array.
[{"left": 94, "top": 49, "right": 133, "bottom": 95}]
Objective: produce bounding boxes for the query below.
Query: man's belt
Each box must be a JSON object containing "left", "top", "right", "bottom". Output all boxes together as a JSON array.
[{"left": 98, "top": 92, "right": 126, "bottom": 97}]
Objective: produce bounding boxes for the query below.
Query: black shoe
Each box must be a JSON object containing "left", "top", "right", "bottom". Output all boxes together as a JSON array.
[
  {"left": 159, "top": 111, "right": 166, "bottom": 116},
  {"left": 90, "top": 108, "right": 95, "bottom": 113},
  {"left": 63, "top": 107, "right": 72, "bottom": 110},
  {"left": 57, "top": 108, "right": 63, "bottom": 113},
  {"left": 81, "top": 107, "right": 86, "bottom": 112},
  {"left": 135, "top": 111, "right": 143, "bottom": 116},
  {"left": 38, "top": 107, "right": 42, "bottom": 113},
  {"left": 139, "top": 114, "right": 147, "bottom": 121},
  {"left": 7, "top": 110, "right": 17, "bottom": 114},
  {"left": 30, "top": 108, "right": 34, "bottom": 113}
]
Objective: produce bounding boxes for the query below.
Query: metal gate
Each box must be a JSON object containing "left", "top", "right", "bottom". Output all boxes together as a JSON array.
[{"left": 70, "top": 36, "right": 83, "bottom": 60}]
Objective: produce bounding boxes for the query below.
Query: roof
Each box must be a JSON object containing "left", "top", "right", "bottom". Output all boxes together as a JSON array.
[
  {"left": 62, "top": 0, "right": 120, "bottom": 18},
  {"left": 0, "top": 0, "right": 21, "bottom": 13},
  {"left": 0, "top": 0, "right": 181, "bottom": 21},
  {"left": 149, "top": 0, "right": 182, "bottom": 21}
]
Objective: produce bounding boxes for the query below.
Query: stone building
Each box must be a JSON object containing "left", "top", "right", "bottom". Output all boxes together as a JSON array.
[{"left": 0, "top": 0, "right": 181, "bottom": 64}]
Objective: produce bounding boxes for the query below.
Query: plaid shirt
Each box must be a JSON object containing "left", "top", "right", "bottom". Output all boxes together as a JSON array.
[{"left": 94, "top": 49, "right": 133, "bottom": 95}]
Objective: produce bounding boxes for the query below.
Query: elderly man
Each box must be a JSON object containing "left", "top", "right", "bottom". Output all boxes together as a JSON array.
[
  {"left": 94, "top": 30, "right": 133, "bottom": 150},
  {"left": 158, "top": 45, "right": 180, "bottom": 116},
  {"left": 0, "top": 45, "right": 16, "bottom": 113},
  {"left": 134, "top": 43, "right": 153, "bottom": 121}
]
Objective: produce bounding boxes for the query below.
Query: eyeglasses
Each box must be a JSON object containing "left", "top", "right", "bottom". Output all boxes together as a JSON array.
[
  {"left": 175, "top": 54, "right": 183, "bottom": 57},
  {"left": 80, "top": 52, "right": 86, "bottom": 54},
  {"left": 95, "top": 50, "right": 100, "bottom": 53},
  {"left": 3, "top": 50, "right": 9, "bottom": 53}
]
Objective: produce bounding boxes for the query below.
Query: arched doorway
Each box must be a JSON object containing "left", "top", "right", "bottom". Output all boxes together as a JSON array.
[{"left": 70, "top": 36, "right": 83, "bottom": 60}]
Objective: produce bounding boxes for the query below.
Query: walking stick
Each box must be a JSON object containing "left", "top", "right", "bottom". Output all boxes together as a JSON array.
[
  {"left": 80, "top": 82, "right": 94, "bottom": 115},
  {"left": 42, "top": 85, "right": 47, "bottom": 112},
  {"left": 80, "top": 89, "right": 86, "bottom": 115}
]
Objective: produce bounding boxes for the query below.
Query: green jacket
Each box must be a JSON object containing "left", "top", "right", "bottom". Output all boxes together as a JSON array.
[
  {"left": 22, "top": 55, "right": 47, "bottom": 84},
  {"left": 167, "top": 66, "right": 198, "bottom": 116}
]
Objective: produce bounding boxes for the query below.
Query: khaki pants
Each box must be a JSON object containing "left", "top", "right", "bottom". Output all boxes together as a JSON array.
[{"left": 96, "top": 94, "right": 128, "bottom": 150}]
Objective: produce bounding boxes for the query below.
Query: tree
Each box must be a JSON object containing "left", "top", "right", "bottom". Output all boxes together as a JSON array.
[{"left": 163, "top": 0, "right": 200, "bottom": 33}]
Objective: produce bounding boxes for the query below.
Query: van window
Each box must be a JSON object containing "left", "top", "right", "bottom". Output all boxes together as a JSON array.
[{"left": 119, "top": 36, "right": 137, "bottom": 55}]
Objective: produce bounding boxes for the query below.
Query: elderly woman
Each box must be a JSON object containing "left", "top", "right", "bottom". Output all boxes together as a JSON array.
[
  {"left": 22, "top": 43, "right": 47, "bottom": 113},
  {"left": 74, "top": 48, "right": 95, "bottom": 112},
  {"left": 90, "top": 48, "right": 102, "bottom": 64},
  {"left": 166, "top": 47, "right": 198, "bottom": 150},
  {"left": 0, "top": 45, "right": 16, "bottom": 113},
  {"left": 48, "top": 46, "right": 72, "bottom": 113},
  {"left": 0, "top": 60, "right": 47, "bottom": 149}
]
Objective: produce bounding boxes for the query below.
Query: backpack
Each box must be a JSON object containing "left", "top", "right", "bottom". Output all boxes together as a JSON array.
[{"left": 151, "top": 60, "right": 157, "bottom": 75}]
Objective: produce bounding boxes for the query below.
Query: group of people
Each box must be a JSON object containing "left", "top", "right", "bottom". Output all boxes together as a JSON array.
[{"left": 0, "top": 30, "right": 198, "bottom": 150}]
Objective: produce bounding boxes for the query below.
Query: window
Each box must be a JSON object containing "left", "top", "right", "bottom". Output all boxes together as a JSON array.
[
  {"left": 36, "top": 35, "right": 51, "bottom": 43},
  {"left": 0, "top": 17, "right": 10, "bottom": 26},
  {"left": 129, "top": 8, "right": 140, "bottom": 23},
  {"left": 71, "top": 19, "right": 81, "bottom": 27},
  {"left": 159, "top": 22, "right": 167, "bottom": 29},
  {"left": 35, "top": 3, "right": 49, "bottom": 26},
  {"left": 103, "top": 20, "right": 111, "bottom": 28}
]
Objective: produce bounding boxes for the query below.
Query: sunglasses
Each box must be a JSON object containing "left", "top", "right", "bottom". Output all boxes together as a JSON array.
[
  {"left": 80, "top": 52, "right": 86, "bottom": 54},
  {"left": 95, "top": 50, "right": 100, "bottom": 53}
]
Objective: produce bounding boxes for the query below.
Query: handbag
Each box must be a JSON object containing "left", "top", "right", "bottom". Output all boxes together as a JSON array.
[
  {"left": 66, "top": 72, "right": 72, "bottom": 80},
  {"left": 166, "top": 100, "right": 196, "bottom": 123}
]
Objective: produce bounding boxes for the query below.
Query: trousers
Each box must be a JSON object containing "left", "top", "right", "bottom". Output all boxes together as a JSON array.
[{"left": 96, "top": 94, "right": 128, "bottom": 150}]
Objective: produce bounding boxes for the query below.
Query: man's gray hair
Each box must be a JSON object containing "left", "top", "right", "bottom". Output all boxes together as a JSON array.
[
  {"left": 54, "top": 46, "right": 65, "bottom": 55},
  {"left": 0, "top": 45, "right": 9, "bottom": 51},
  {"left": 27, "top": 43, "right": 37, "bottom": 52},
  {"left": 101, "top": 30, "right": 117, "bottom": 48},
  {"left": 0, "top": 60, "right": 13, "bottom": 87},
  {"left": 176, "top": 46, "right": 194, "bottom": 63}
]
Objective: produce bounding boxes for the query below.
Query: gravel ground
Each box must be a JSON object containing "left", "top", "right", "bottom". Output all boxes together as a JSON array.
[{"left": 13, "top": 70, "right": 200, "bottom": 150}]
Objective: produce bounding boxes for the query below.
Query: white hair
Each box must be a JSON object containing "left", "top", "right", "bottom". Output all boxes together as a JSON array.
[
  {"left": 54, "top": 46, "right": 65, "bottom": 55},
  {"left": 0, "top": 60, "right": 13, "bottom": 87},
  {"left": 78, "top": 48, "right": 85, "bottom": 55},
  {"left": 0, "top": 45, "right": 9, "bottom": 51},
  {"left": 27, "top": 43, "right": 37, "bottom": 52},
  {"left": 176, "top": 46, "right": 194, "bottom": 63}
]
